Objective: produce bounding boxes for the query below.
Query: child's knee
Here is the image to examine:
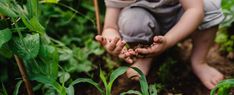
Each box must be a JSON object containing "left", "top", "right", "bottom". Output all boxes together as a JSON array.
[{"left": 118, "top": 7, "right": 160, "bottom": 43}]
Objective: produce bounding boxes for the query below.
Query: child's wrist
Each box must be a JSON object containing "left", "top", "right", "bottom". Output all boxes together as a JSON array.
[
  {"left": 102, "top": 27, "right": 120, "bottom": 38},
  {"left": 164, "top": 36, "right": 173, "bottom": 49},
  {"left": 103, "top": 28, "right": 117, "bottom": 34}
]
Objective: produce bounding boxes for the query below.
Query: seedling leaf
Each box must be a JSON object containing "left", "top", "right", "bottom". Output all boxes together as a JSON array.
[
  {"left": 131, "top": 67, "right": 149, "bottom": 95},
  {"left": 210, "top": 79, "right": 234, "bottom": 95},
  {"left": 13, "top": 80, "right": 23, "bottom": 95},
  {"left": 32, "top": 75, "right": 66, "bottom": 95},
  {"left": 41, "top": 0, "right": 60, "bottom": 4},
  {"left": 70, "top": 78, "right": 105, "bottom": 95},
  {"left": 120, "top": 90, "right": 142, "bottom": 95},
  {"left": 108, "top": 66, "right": 128, "bottom": 93}
]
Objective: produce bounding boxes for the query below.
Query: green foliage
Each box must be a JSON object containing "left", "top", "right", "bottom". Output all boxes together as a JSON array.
[
  {"left": 148, "top": 84, "right": 158, "bottom": 95},
  {"left": 121, "top": 90, "right": 142, "bottom": 95},
  {"left": 215, "top": 0, "right": 234, "bottom": 52},
  {"left": 10, "top": 34, "right": 40, "bottom": 60},
  {"left": 41, "top": 0, "right": 60, "bottom": 4},
  {"left": 28, "top": 16, "right": 45, "bottom": 33},
  {"left": 69, "top": 78, "right": 104, "bottom": 95},
  {"left": 221, "top": 0, "right": 234, "bottom": 27},
  {"left": 215, "top": 30, "right": 234, "bottom": 52},
  {"left": 131, "top": 67, "right": 149, "bottom": 95},
  {"left": 120, "top": 67, "right": 159, "bottom": 95},
  {"left": 0, "top": 0, "right": 105, "bottom": 94},
  {"left": 0, "top": 1, "right": 17, "bottom": 18},
  {"left": 31, "top": 75, "right": 66, "bottom": 95},
  {"left": 0, "top": 0, "right": 60, "bottom": 94},
  {"left": 39, "top": 44, "right": 59, "bottom": 79},
  {"left": 120, "top": 84, "right": 158, "bottom": 95},
  {"left": 39, "top": 0, "right": 104, "bottom": 74},
  {"left": 210, "top": 79, "right": 234, "bottom": 95},
  {"left": 0, "top": 28, "right": 12, "bottom": 48}
]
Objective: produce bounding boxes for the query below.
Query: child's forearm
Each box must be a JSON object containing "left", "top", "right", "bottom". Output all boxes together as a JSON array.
[
  {"left": 164, "top": 0, "right": 204, "bottom": 48},
  {"left": 102, "top": 7, "right": 121, "bottom": 38}
]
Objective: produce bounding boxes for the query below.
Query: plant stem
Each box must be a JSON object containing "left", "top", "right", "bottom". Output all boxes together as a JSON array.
[
  {"left": 93, "top": 0, "right": 102, "bottom": 34},
  {"left": 14, "top": 55, "right": 34, "bottom": 95}
]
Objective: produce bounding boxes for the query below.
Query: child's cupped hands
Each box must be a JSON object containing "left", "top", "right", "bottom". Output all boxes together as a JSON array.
[{"left": 135, "top": 36, "right": 168, "bottom": 57}]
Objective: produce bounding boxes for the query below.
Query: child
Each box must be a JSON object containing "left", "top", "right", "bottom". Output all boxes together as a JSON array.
[{"left": 96, "top": 0, "right": 224, "bottom": 90}]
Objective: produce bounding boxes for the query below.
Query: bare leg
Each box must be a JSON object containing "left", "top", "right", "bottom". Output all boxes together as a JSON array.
[
  {"left": 191, "top": 26, "right": 224, "bottom": 90},
  {"left": 126, "top": 58, "right": 153, "bottom": 81}
]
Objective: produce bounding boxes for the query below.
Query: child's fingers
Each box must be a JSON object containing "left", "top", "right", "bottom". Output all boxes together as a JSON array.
[
  {"left": 119, "top": 54, "right": 133, "bottom": 64},
  {"left": 128, "top": 49, "right": 137, "bottom": 56},
  {"left": 124, "top": 51, "right": 137, "bottom": 58},
  {"left": 119, "top": 53, "right": 127, "bottom": 60},
  {"left": 153, "top": 36, "right": 164, "bottom": 43},
  {"left": 95, "top": 35, "right": 107, "bottom": 45},
  {"left": 135, "top": 48, "right": 150, "bottom": 54},
  {"left": 124, "top": 57, "right": 133, "bottom": 64},
  {"left": 118, "top": 49, "right": 128, "bottom": 59},
  {"left": 113, "top": 40, "right": 126, "bottom": 54},
  {"left": 107, "top": 37, "right": 119, "bottom": 51}
]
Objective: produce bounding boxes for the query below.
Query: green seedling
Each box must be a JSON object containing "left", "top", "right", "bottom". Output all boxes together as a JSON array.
[
  {"left": 68, "top": 66, "right": 158, "bottom": 95},
  {"left": 121, "top": 67, "right": 158, "bottom": 95},
  {"left": 68, "top": 66, "right": 128, "bottom": 95},
  {"left": 210, "top": 79, "right": 234, "bottom": 95}
]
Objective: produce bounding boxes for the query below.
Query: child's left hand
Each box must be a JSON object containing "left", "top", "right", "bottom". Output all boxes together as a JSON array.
[{"left": 135, "top": 36, "right": 168, "bottom": 57}]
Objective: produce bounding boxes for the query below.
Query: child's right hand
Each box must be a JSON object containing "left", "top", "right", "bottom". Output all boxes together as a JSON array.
[
  {"left": 95, "top": 28, "right": 123, "bottom": 55},
  {"left": 95, "top": 35, "right": 125, "bottom": 55},
  {"left": 95, "top": 28, "right": 137, "bottom": 63},
  {"left": 96, "top": 35, "right": 135, "bottom": 63}
]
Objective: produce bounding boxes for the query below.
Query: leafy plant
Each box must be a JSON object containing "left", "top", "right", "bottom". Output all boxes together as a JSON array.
[
  {"left": 0, "top": 0, "right": 61, "bottom": 94},
  {"left": 68, "top": 66, "right": 128, "bottom": 95},
  {"left": 210, "top": 79, "right": 234, "bottom": 95},
  {"left": 221, "top": 0, "right": 234, "bottom": 28},
  {"left": 13, "top": 80, "right": 23, "bottom": 95},
  {"left": 215, "top": 0, "right": 234, "bottom": 52},
  {"left": 215, "top": 30, "right": 234, "bottom": 52},
  {"left": 40, "top": 0, "right": 104, "bottom": 74},
  {"left": 0, "top": 0, "right": 105, "bottom": 94},
  {"left": 66, "top": 66, "right": 158, "bottom": 95},
  {"left": 120, "top": 84, "right": 158, "bottom": 95}
]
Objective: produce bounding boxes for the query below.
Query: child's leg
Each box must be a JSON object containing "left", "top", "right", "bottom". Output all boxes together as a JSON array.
[
  {"left": 126, "top": 58, "right": 153, "bottom": 81},
  {"left": 191, "top": 26, "right": 223, "bottom": 90}
]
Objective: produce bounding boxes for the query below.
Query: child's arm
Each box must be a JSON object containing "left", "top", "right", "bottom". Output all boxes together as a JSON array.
[
  {"left": 96, "top": 7, "right": 123, "bottom": 54},
  {"left": 164, "top": 0, "right": 204, "bottom": 48},
  {"left": 102, "top": 7, "right": 121, "bottom": 39},
  {"left": 136, "top": 0, "right": 204, "bottom": 56}
]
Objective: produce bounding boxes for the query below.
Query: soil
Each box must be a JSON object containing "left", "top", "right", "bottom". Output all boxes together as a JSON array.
[{"left": 76, "top": 39, "right": 234, "bottom": 95}]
